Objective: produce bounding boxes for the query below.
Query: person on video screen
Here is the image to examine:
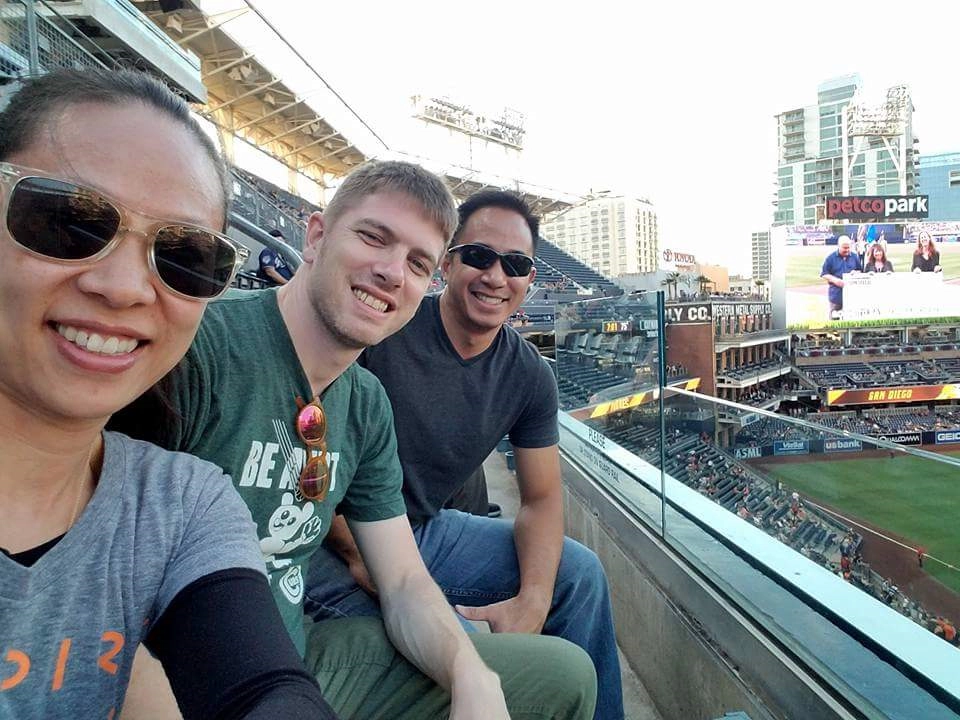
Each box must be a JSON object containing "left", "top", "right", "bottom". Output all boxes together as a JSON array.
[
  {"left": 854, "top": 224, "right": 868, "bottom": 265},
  {"left": 912, "top": 230, "right": 942, "bottom": 273},
  {"left": 865, "top": 243, "right": 894, "bottom": 273},
  {"left": 820, "top": 235, "right": 861, "bottom": 319}
]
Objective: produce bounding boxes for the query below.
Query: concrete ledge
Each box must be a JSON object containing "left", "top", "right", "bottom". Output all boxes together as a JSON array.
[{"left": 560, "top": 454, "right": 856, "bottom": 720}]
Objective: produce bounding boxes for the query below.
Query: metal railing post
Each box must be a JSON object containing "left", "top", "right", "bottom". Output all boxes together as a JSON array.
[
  {"left": 23, "top": 0, "right": 39, "bottom": 74},
  {"left": 658, "top": 290, "right": 667, "bottom": 535}
]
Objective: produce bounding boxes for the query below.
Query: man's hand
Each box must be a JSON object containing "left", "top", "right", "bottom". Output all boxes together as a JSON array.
[
  {"left": 347, "top": 555, "right": 378, "bottom": 597},
  {"left": 326, "top": 514, "right": 377, "bottom": 596},
  {"left": 455, "top": 592, "right": 550, "bottom": 634}
]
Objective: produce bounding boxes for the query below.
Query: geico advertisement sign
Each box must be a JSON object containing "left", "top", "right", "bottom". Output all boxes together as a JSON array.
[
  {"left": 826, "top": 195, "right": 929, "bottom": 221},
  {"left": 935, "top": 430, "right": 960, "bottom": 444}
]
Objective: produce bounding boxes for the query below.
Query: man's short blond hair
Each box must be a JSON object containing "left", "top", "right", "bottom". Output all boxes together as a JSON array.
[{"left": 324, "top": 160, "right": 459, "bottom": 248}]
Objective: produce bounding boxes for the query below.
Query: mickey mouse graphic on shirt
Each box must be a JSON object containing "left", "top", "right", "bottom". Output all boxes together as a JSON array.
[
  {"left": 259, "top": 492, "right": 323, "bottom": 603},
  {"left": 260, "top": 492, "right": 323, "bottom": 562}
]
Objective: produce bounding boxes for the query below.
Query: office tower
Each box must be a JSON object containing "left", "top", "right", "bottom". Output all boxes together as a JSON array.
[
  {"left": 751, "top": 231, "right": 771, "bottom": 281},
  {"left": 918, "top": 153, "right": 960, "bottom": 220},
  {"left": 540, "top": 195, "right": 658, "bottom": 277}
]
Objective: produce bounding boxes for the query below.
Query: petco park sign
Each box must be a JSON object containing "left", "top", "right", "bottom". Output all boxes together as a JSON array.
[{"left": 825, "top": 195, "right": 929, "bottom": 221}]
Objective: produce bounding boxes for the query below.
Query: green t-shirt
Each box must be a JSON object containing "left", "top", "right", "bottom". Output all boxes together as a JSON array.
[{"left": 164, "top": 289, "right": 406, "bottom": 653}]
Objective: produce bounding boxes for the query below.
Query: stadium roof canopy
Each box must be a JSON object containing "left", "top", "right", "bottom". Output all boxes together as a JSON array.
[
  {"left": 128, "top": 1, "right": 576, "bottom": 213},
  {"left": 131, "top": 0, "right": 371, "bottom": 185}
]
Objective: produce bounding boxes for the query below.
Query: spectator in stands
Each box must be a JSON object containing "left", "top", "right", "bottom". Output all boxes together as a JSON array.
[
  {"left": 114, "top": 163, "right": 596, "bottom": 719},
  {"left": 864, "top": 242, "right": 894, "bottom": 274},
  {"left": 790, "top": 492, "right": 803, "bottom": 520},
  {"left": 934, "top": 617, "right": 958, "bottom": 645},
  {"left": 0, "top": 68, "right": 338, "bottom": 718},
  {"left": 911, "top": 230, "right": 942, "bottom": 273},
  {"left": 257, "top": 228, "right": 294, "bottom": 285},
  {"left": 306, "top": 189, "right": 621, "bottom": 720},
  {"left": 820, "top": 235, "right": 861, "bottom": 319}
]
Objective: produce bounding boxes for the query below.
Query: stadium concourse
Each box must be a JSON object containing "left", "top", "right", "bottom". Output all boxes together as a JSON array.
[{"left": 482, "top": 452, "right": 663, "bottom": 720}]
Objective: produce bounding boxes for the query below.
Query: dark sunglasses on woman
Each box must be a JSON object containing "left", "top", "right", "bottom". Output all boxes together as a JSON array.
[{"left": 0, "top": 162, "right": 249, "bottom": 300}]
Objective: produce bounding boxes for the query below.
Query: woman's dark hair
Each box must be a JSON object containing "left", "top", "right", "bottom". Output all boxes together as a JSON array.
[
  {"left": 0, "top": 67, "right": 232, "bottom": 224},
  {"left": 107, "top": 371, "right": 184, "bottom": 444}
]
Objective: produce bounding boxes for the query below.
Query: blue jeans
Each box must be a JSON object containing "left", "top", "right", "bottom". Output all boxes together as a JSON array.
[{"left": 304, "top": 510, "right": 624, "bottom": 720}]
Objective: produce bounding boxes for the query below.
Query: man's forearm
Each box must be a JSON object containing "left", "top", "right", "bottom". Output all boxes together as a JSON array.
[
  {"left": 380, "top": 572, "right": 491, "bottom": 690},
  {"left": 266, "top": 267, "right": 289, "bottom": 284},
  {"left": 324, "top": 514, "right": 377, "bottom": 595},
  {"left": 350, "top": 517, "right": 508, "bottom": 717},
  {"left": 512, "top": 446, "right": 565, "bottom": 628},
  {"left": 513, "top": 492, "right": 564, "bottom": 619},
  {"left": 325, "top": 513, "right": 362, "bottom": 564}
]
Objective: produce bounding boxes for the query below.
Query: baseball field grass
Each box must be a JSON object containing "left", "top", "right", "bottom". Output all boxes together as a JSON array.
[{"left": 759, "top": 451, "right": 960, "bottom": 594}]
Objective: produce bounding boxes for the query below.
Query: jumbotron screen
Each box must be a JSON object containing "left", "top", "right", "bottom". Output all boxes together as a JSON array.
[{"left": 779, "top": 221, "right": 960, "bottom": 328}]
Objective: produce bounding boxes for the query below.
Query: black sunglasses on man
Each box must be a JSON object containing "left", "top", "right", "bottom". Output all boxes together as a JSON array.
[{"left": 447, "top": 243, "right": 535, "bottom": 278}]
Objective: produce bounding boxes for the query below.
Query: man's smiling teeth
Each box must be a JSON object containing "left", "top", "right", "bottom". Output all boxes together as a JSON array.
[
  {"left": 56, "top": 324, "right": 138, "bottom": 355},
  {"left": 354, "top": 289, "right": 388, "bottom": 313},
  {"left": 474, "top": 292, "right": 506, "bottom": 305}
]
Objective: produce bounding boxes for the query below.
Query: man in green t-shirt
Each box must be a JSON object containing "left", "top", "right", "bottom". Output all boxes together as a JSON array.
[{"left": 117, "top": 161, "right": 596, "bottom": 720}]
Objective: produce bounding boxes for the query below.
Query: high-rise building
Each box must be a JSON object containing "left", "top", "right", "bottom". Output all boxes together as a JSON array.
[
  {"left": 774, "top": 75, "right": 919, "bottom": 226},
  {"left": 751, "top": 231, "right": 771, "bottom": 281},
  {"left": 918, "top": 153, "right": 960, "bottom": 220},
  {"left": 540, "top": 195, "right": 658, "bottom": 277}
]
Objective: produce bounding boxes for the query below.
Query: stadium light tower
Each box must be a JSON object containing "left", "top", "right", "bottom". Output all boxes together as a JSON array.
[
  {"left": 841, "top": 85, "right": 915, "bottom": 196},
  {"left": 411, "top": 94, "right": 526, "bottom": 151}
]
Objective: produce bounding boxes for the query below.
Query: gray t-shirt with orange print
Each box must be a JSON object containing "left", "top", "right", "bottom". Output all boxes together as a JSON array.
[{"left": 0, "top": 432, "right": 265, "bottom": 720}]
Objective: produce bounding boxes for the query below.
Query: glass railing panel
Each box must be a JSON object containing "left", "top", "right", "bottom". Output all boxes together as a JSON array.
[
  {"left": 555, "top": 292, "right": 665, "bottom": 529},
  {"left": 658, "top": 388, "right": 960, "bottom": 709},
  {"left": 555, "top": 289, "right": 960, "bottom": 713}
]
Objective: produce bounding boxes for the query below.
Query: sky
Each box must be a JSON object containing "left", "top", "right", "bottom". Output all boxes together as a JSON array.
[{"left": 202, "top": 0, "right": 960, "bottom": 275}]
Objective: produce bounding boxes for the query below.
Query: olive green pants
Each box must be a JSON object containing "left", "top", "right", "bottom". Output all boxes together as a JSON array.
[{"left": 304, "top": 617, "right": 597, "bottom": 719}]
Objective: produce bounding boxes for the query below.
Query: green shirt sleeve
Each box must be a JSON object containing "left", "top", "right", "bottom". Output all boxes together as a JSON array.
[{"left": 336, "top": 369, "right": 407, "bottom": 523}]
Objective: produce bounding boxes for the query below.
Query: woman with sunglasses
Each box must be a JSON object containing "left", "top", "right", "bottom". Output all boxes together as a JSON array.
[{"left": 0, "top": 69, "right": 335, "bottom": 718}]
